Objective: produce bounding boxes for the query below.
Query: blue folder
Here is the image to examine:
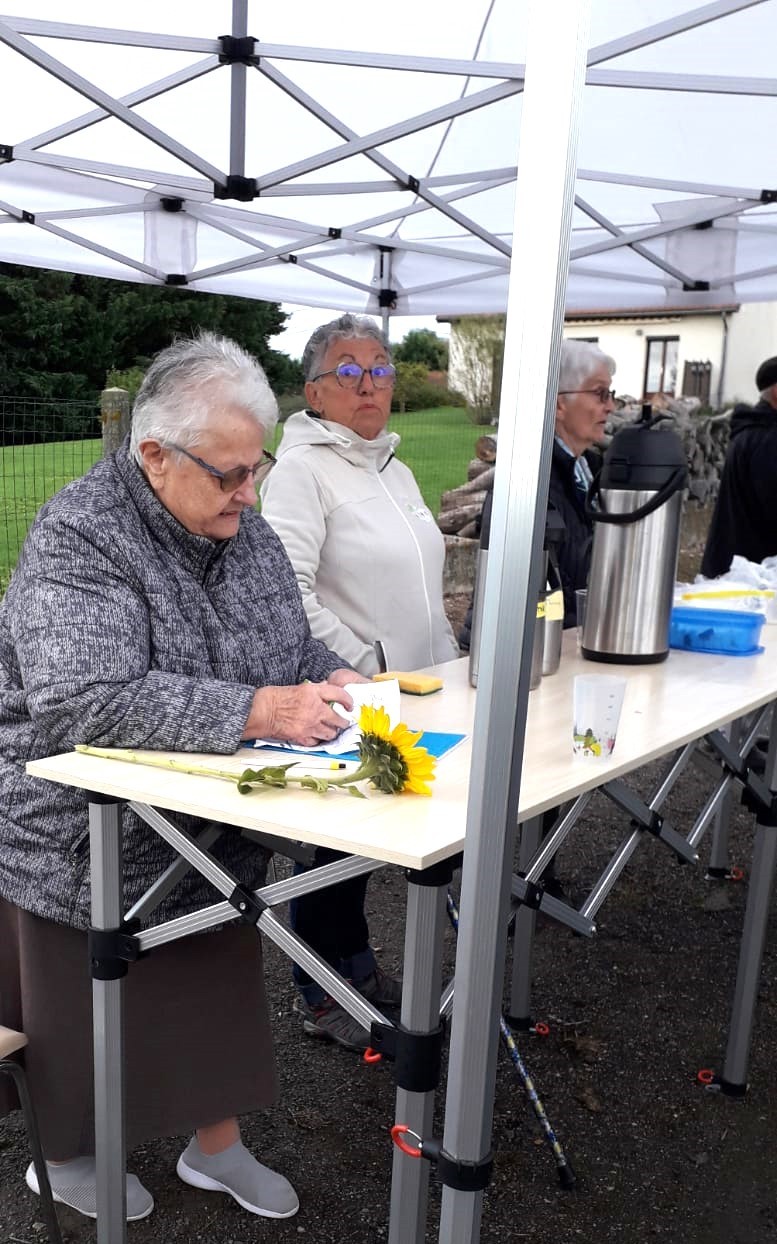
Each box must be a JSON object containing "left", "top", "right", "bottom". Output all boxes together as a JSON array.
[{"left": 247, "top": 730, "right": 466, "bottom": 764}]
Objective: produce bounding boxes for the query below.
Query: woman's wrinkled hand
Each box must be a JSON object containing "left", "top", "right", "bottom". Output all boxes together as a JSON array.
[{"left": 243, "top": 681, "right": 355, "bottom": 748}]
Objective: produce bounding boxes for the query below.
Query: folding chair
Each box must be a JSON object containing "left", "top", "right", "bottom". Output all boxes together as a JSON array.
[{"left": 0, "top": 1026, "right": 63, "bottom": 1243}]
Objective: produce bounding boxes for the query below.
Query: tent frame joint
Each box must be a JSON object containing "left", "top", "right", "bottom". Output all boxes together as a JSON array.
[
  {"left": 214, "top": 175, "right": 257, "bottom": 203},
  {"left": 217, "top": 34, "right": 258, "bottom": 66}
]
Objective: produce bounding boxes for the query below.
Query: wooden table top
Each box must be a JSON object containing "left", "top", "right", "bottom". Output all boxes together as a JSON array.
[{"left": 27, "top": 624, "right": 777, "bottom": 871}]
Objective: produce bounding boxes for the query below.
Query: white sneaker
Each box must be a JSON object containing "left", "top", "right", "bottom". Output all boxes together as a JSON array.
[
  {"left": 176, "top": 1136, "right": 299, "bottom": 1218},
  {"left": 26, "top": 1156, "right": 154, "bottom": 1221}
]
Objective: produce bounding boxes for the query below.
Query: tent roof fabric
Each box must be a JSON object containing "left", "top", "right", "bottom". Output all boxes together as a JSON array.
[{"left": 0, "top": 0, "right": 775, "bottom": 316}]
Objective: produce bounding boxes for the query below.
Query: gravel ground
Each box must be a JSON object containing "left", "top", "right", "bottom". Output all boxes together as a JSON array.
[{"left": 4, "top": 590, "right": 777, "bottom": 1244}]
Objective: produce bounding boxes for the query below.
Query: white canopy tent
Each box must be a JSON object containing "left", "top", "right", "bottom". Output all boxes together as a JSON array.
[
  {"left": 0, "top": 0, "right": 775, "bottom": 318},
  {"left": 2, "top": 5, "right": 775, "bottom": 1244}
]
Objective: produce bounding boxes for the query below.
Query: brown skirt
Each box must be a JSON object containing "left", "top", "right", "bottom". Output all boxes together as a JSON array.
[{"left": 0, "top": 898, "right": 279, "bottom": 1159}]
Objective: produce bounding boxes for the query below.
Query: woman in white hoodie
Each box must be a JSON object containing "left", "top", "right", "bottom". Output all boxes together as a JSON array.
[{"left": 261, "top": 313, "right": 459, "bottom": 1050}]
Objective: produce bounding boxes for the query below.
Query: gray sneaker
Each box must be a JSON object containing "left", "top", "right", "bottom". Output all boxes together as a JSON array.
[
  {"left": 176, "top": 1137, "right": 298, "bottom": 1219},
  {"left": 354, "top": 967, "right": 402, "bottom": 1010},
  {"left": 293, "top": 996, "right": 371, "bottom": 1052},
  {"left": 26, "top": 1157, "right": 153, "bottom": 1221}
]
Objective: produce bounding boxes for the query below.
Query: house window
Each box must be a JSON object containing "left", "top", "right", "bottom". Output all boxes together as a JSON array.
[
  {"left": 570, "top": 336, "right": 599, "bottom": 343},
  {"left": 682, "top": 360, "right": 712, "bottom": 403},
  {"left": 644, "top": 337, "right": 679, "bottom": 397}
]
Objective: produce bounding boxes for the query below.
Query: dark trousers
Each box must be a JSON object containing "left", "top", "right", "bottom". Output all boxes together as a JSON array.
[{"left": 290, "top": 847, "right": 376, "bottom": 1006}]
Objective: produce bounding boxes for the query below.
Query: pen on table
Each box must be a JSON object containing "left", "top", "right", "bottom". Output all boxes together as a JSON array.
[{"left": 293, "top": 759, "right": 349, "bottom": 772}]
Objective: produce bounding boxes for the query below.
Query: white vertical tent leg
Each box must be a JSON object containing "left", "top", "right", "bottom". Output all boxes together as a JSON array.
[
  {"left": 436, "top": 2, "right": 591, "bottom": 1241},
  {"left": 89, "top": 799, "right": 127, "bottom": 1244}
]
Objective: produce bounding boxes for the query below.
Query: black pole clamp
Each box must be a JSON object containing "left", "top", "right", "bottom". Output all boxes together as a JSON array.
[
  {"left": 368, "top": 1022, "right": 445, "bottom": 1092},
  {"left": 391, "top": 1126, "right": 493, "bottom": 1191},
  {"left": 88, "top": 919, "right": 143, "bottom": 980}
]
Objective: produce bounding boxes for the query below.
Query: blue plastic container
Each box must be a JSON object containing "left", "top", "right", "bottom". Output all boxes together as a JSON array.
[{"left": 668, "top": 606, "right": 766, "bottom": 656}]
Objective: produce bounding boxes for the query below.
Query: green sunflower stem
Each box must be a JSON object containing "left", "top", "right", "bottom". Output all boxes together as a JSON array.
[{"left": 75, "top": 744, "right": 240, "bottom": 783}]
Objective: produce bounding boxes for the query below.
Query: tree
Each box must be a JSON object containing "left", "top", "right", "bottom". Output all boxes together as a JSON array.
[
  {"left": 392, "top": 362, "right": 430, "bottom": 413},
  {"left": 0, "top": 263, "right": 300, "bottom": 402},
  {"left": 393, "top": 328, "right": 449, "bottom": 371}
]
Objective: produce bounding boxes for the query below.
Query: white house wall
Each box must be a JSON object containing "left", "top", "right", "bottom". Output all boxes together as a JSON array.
[
  {"left": 450, "top": 301, "right": 777, "bottom": 411},
  {"left": 725, "top": 303, "right": 777, "bottom": 406}
]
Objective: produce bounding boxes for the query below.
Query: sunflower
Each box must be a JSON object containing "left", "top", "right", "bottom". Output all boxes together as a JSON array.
[
  {"left": 77, "top": 704, "right": 436, "bottom": 798},
  {"left": 354, "top": 704, "right": 436, "bottom": 795}
]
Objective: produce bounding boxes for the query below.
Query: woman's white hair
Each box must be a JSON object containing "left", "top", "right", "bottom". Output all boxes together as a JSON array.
[
  {"left": 558, "top": 339, "right": 616, "bottom": 395},
  {"left": 302, "top": 313, "right": 391, "bottom": 382},
  {"left": 129, "top": 332, "right": 278, "bottom": 465}
]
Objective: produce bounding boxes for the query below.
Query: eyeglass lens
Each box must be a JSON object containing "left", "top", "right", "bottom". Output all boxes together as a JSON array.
[
  {"left": 218, "top": 454, "right": 275, "bottom": 492},
  {"left": 334, "top": 363, "right": 396, "bottom": 389}
]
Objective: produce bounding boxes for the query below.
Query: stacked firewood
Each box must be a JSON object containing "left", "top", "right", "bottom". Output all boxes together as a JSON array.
[
  {"left": 437, "top": 398, "right": 733, "bottom": 537},
  {"left": 437, "top": 435, "right": 496, "bottom": 538}
]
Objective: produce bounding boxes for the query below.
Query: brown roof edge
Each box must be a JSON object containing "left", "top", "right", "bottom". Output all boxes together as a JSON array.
[{"left": 438, "top": 305, "right": 741, "bottom": 325}]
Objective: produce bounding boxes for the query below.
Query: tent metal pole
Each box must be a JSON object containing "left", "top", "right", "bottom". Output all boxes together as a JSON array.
[
  {"left": 229, "top": 0, "right": 248, "bottom": 177},
  {"left": 435, "top": 1, "right": 591, "bottom": 1240}
]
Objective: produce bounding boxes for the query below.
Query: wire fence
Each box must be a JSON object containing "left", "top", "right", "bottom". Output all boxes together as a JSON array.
[
  {"left": 1, "top": 395, "right": 482, "bottom": 595},
  {"left": 0, "top": 399, "right": 102, "bottom": 591}
]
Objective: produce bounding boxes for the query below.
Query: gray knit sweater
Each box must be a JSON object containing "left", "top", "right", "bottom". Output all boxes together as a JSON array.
[{"left": 0, "top": 441, "right": 346, "bottom": 929}]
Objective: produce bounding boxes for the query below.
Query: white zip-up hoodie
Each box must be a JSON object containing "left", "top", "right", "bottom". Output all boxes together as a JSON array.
[{"left": 261, "top": 411, "right": 460, "bottom": 676}]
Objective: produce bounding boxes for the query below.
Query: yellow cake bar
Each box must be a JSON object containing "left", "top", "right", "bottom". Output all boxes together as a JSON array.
[{"left": 373, "top": 671, "right": 444, "bottom": 695}]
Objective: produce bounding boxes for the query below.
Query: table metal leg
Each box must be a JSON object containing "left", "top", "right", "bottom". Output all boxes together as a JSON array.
[
  {"left": 508, "top": 816, "right": 542, "bottom": 1024},
  {"left": 719, "top": 707, "right": 777, "bottom": 1093},
  {"left": 707, "top": 718, "right": 743, "bottom": 875},
  {"left": 388, "top": 878, "right": 447, "bottom": 1244},
  {"left": 89, "top": 799, "right": 127, "bottom": 1244}
]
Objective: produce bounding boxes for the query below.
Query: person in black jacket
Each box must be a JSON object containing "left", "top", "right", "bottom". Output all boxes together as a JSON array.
[
  {"left": 459, "top": 338, "right": 616, "bottom": 649},
  {"left": 701, "top": 357, "right": 777, "bottom": 579},
  {"left": 552, "top": 339, "right": 616, "bottom": 625}
]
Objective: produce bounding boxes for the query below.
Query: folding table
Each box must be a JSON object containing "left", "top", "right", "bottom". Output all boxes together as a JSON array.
[{"left": 26, "top": 626, "right": 777, "bottom": 1244}]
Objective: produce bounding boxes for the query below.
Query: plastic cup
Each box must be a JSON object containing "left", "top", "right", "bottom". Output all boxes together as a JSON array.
[
  {"left": 572, "top": 674, "right": 626, "bottom": 758},
  {"left": 575, "top": 588, "right": 588, "bottom": 651}
]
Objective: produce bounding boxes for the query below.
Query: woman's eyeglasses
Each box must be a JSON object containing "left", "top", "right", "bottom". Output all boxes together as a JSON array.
[
  {"left": 169, "top": 444, "right": 277, "bottom": 492},
  {"left": 311, "top": 362, "right": 397, "bottom": 389},
  {"left": 558, "top": 387, "right": 616, "bottom": 404}
]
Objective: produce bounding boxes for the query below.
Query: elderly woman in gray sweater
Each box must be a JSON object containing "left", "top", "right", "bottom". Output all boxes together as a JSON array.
[{"left": 0, "top": 333, "right": 359, "bottom": 1224}]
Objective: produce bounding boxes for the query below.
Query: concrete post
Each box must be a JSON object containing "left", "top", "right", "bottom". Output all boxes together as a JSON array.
[{"left": 101, "top": 388, "right": 130, "bottom": 457}]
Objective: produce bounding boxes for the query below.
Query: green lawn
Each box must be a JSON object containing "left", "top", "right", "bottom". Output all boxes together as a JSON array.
[
  {"left": 1, "top": 407, "right": 481, "bottom": 589},
  {"left": 1, "top": 438, "right": 103, "bottom": 590}
]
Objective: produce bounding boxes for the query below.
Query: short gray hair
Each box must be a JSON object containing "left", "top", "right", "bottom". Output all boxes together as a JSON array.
[
  {"left": 302, "top": 313, "right": 391, "bottom": 382},
  {"left": 558, "top": 339, "right": 616, "bottom": 394},
  {"left": 129, "top": 332, "right": 278, "bottom": 464}
]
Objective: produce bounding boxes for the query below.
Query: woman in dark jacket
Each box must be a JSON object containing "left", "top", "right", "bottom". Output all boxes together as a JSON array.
[
  {"left": 0, "top": 333, "right": 358, "bottom": 1223},
  {"left": 460, "top": 338, "right": 613, "bottom": 648}
]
